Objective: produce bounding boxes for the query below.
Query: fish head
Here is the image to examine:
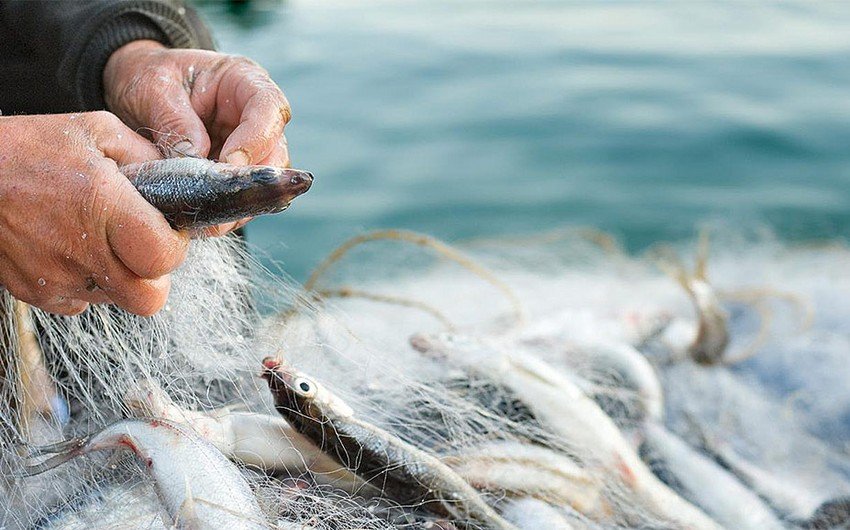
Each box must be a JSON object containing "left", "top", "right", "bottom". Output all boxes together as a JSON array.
[
  {"left": 212, "top": 164, "right": 314, "bottom": 212},
  {"left": 409, "top": 332, "right": 476, "bottom": 359},
  {"left": 261, "top": 357, "right": 353, "bottom": 421},
  {"left": 411, "top": 332, "right": 494, "bottom": 360},
  {"left": 410, "top": 332, "right": 511, "bottom": 378}
]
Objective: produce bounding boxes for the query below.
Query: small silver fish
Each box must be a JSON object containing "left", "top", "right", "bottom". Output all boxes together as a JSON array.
[
  {"left": 21, "top": 419, "right": 268, "bottom": 530},
  {"left": 262, "top": 357, "right": 519, "bottom": 530},
  {"left": 121, "top": 158, "right": 313, "bottom": 229},
  {"left": 640, "top": 422, "right": 784, "bottom": 530}
]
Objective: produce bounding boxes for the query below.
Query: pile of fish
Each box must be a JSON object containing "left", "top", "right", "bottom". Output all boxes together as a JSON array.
[{"left": 2, "top": 221, "right": 850, "bottom": 529}]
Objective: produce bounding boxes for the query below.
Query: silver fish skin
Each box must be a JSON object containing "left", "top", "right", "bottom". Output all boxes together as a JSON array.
[
  {"left": 697, "top": 431, "right": 826, "bottom": 521},
  {"left": 23, "top": 419, "right": 267, "bottom": 530},
  {"left": 640, "top": 422, "right": 785, "bottom": 530},
  {"left": 262, "top": 358, "right": 520, "bottom": 530},
  {"left": 411, "top": 332, "right": 724, "bottom": 530},
  {"left": 121, "top": 158, "right": 313, "bottom": 229}
]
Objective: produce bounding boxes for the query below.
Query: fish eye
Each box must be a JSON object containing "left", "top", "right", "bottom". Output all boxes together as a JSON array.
[{"left": 293, "top": 377, "right": 317, "bottom": 397}]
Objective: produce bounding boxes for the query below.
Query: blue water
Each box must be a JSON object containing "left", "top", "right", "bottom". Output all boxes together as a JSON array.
[{"left": 199, "top": 1, "right": 850, "bottom": 280}]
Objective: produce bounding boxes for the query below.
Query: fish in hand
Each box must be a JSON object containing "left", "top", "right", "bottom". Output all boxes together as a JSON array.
[{"left": 121, "top": 158, "right": 313, "bottom": 229}]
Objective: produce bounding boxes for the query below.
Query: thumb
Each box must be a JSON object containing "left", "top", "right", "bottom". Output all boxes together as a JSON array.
[
  {"left": 140, "top": 77, "right": 211, "bottom": 158},
  {"left": 95, "top": 119, "right": 162, "bottom": 166}
]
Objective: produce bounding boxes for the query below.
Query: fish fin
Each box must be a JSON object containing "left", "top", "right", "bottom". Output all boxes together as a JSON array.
[
  {"left": 168, "top": 145, "right": 204, "bottom": 160},
  {"left": 18, "top": 449, "right": 79, "bottom": 476},
  {"left": 23, "top": 436, "right": 86, "bottom": 458},
  {"left": 176, "top": 477, "right": 200, "bottom": 529}
]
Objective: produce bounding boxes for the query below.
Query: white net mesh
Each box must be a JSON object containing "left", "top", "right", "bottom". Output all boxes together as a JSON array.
[{"left": 1, "top": 228, "right": 849, "bottom": 529}]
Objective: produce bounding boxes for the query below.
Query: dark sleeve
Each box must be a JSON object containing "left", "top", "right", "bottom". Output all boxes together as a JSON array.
[{"left": 0, "top": 0, "right": 215, "bottom": 114}]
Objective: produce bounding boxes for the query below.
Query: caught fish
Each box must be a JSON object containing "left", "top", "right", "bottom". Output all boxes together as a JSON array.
[
  {"left": 20, "top": 419, "right": 268, "bottom": 530},
  {"left": 37, "top": 481, "right": 168, "bottom": 530},
  {"left": 9, "top": 300, "right": 68, "bottom": 439},
  {"left": 799, "top": 498, "right": 850, "bottom": 530},
  {"left": 0, "top": 300, "right": 71, "bottom": 530},
  {"left": 502, "top": 498, "right": 598, "bottom": 530},
  {"left": 262, "top": 357, "right": 519, "bottom": 530},
  {"left": 692, "top": 422, "right": 836, "bottom": 523},
  {"left": 639, "top": 422, "right": 785, "bottom": 530},
  {"left": 500, "top": 498, "right": 578, "bottom": 530},
  {"left": 411, "top": 332, "right": 723, "bottom": 530},
  {"left": 121, "top": 158, "right": 313, "bottom": 229},
  {"left": 124, "top": 380, "right": 363, "bottom": 491},
  {"left": 441, "top": 440, "right": 608, "bottom": 518},
  {"left": 563, "top": 340, "right": 664, "bottom": 424}
]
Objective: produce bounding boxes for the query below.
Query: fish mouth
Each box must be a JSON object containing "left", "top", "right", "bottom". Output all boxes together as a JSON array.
[
  {"left": 224, "top": 167, "right": 313, "bottom": 218},
  {"left": 261, "top": 357, "right": 297, "bottom": 388},
  {"left": 284, "top": 169, "right": 313, "bottom": 194}
]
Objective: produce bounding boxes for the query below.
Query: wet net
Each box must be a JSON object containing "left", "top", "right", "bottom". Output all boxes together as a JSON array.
[{"left": 1, "top": 227, "right": 849, "bottom": 529}]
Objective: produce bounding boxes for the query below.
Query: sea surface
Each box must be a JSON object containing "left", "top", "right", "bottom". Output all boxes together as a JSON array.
[{"left": 198, "top": 1, "right": 850, "bottom": 280}]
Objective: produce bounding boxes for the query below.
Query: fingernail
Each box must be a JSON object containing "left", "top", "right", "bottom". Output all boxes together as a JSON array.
[
  {"left": 225, "top": 149, "right": 250, "bottom": 166},
  {"left": 169, "top": 139, "right": 198, "bottom": 158}
]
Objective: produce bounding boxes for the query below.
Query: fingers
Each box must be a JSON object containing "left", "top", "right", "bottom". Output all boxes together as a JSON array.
[
  {"left": 141, "top": 77, "right": 212, "bottom": 157},
  {"left": 99, "top": 165, "right": 190, "bottom": 280},
  {"left": 202, "top": 217, "right": 252, "bottom": 237},
  {"left": 0, "top": 264, "right": 92, "bottom": 316},
  {"left": 86, "top": 111, "right": 161, "bottom": 165},
  {"left": 89, "top": 115, "right": 189, "bottom": 282},
  {"left": 39, "top": 298, "right": 90, "bottom": 317},
  {"left": 257, "top": 135, "right": 290, "bottom": 168},
  {"left": 95, "top": 268, "right": 172, "bottom": 317},
  {"left": 220, "top": 81, "right": 290, "bottom": 165},
  {"left": 62, "top": 244, "right": 174, "bottom": 317}
]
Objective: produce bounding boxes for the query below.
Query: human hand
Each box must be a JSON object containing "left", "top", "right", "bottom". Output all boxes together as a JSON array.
[
  {"left": 0, "top": 113, "right": 189, "bottom": 316},
  {"left": 103, "top": 40, "right": 292, "bottom": 235}
]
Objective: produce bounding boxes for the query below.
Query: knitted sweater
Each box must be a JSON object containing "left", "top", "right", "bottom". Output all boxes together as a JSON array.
[{"left": 0, "top": 0, "right": 213, "bottom": 114}]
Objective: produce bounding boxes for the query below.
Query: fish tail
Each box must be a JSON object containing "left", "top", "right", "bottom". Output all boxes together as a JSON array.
[
  {"left": 18, "top": 449, "right": 80, "bottom": 477},
  {"left": 23, "top": 436, "right": 86, "bottom": 458}
]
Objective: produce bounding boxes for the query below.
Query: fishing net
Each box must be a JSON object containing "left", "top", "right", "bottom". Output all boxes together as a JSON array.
[{"left": 1, "top": 226, "right": 849, "bottom": 529}]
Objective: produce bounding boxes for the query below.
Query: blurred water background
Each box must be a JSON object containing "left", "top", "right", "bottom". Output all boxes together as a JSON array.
[{"left": 197, "top": 1, "right": 850, "bottom": 280}]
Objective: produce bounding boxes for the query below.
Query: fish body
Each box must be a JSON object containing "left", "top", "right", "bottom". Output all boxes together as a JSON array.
[
  {"left": 411, "top": 332, "right": 723, "bottom": 530},
  {"left": 697, "top": 430, "right": 826, "bottom": 522},
  {"left": 23, "top": 419, "right": 267, "bottom": 530},
  {"left": 124, "top": 381, "right": 363, "bottom": 491},
  {"left": 442, "top": 440, "right": 607, "bottom": 517},
  {"left": 640, "top": 422, "right": 784, "bottom": 530},
  {"left": 262, "top": 358, "right": 519, "bottom": 530},
  {"left": 39, "top": 481, "right": 167, "bottom": 530},
  {"left": 122, "top": 158, "right": 312, "bottom": 229},
  {"left": 501, "top": 498, "right": 577, "bottom": 530},
  {"left": 564, "top": 340, "right": 664, "bottom": 423}
]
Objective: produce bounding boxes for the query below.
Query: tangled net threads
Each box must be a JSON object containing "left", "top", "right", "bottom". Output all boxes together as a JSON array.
[{"left": 0, "top": 228, "right": 845, "bottom": 530}]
